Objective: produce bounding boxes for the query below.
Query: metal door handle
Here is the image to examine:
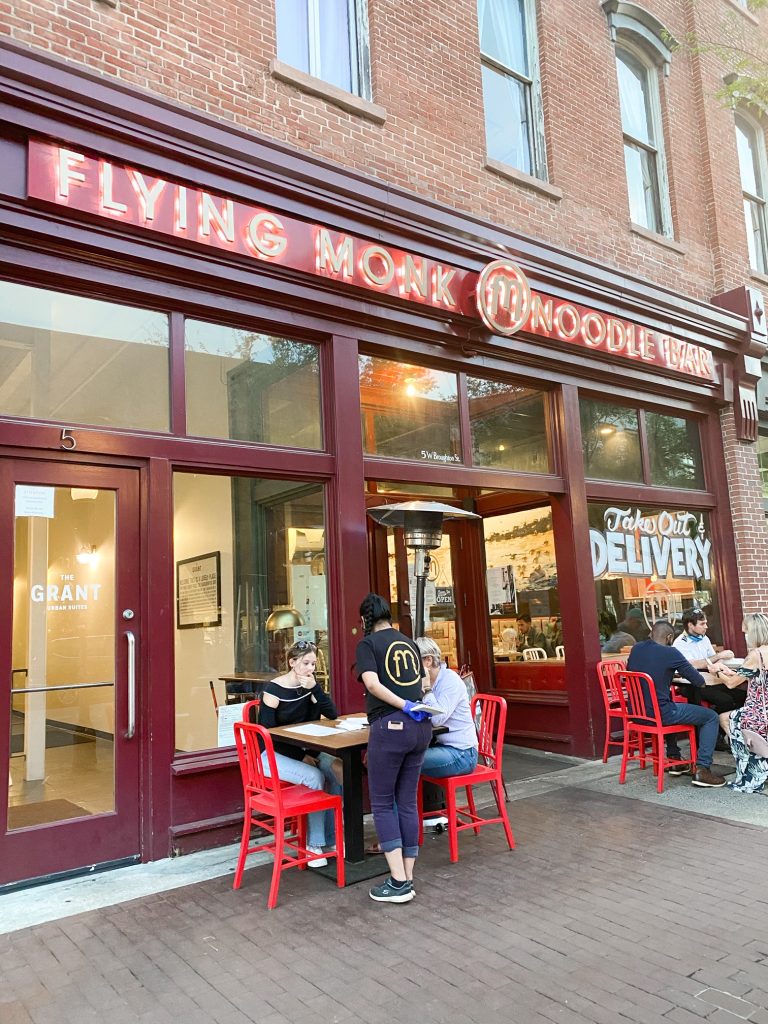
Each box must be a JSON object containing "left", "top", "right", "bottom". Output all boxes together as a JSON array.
[{"left": 125, "top": 631, "right": 136, "bottom": 739}]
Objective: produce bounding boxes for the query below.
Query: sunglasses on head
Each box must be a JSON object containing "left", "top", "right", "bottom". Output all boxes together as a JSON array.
[{"left": 292, "top": 639, "right": 316, "bottom": 652}]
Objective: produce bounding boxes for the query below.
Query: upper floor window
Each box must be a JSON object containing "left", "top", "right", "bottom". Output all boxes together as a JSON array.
[
  {"left": 275, "top": 0, "right": 371, "bottom": 98},
  {"left": 478, "top": 0, "right": 547, "bottom": 179},
  {"left": 735, "top": 112, "right": 768, "bottom": 274},
  {"left": 602, "top": 2, "right": 675, "bottom": 236},
  {"left": 616, "top": 46, "right": 670, "bottom": 234}
]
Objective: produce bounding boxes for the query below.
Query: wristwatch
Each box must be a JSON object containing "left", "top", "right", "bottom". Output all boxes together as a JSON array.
[{"left": 422, "top": 686, "right": 433, "bottom": 694}]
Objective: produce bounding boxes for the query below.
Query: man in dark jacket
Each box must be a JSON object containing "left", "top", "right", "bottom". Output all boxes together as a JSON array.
[{"left": 626, "top": 619, "right": 726, "bottom": 787}]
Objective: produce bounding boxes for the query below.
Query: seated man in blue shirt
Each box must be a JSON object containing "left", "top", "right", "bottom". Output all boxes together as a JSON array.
[{"left": 626, "top": 619, "right": 727, "bottom": 787}]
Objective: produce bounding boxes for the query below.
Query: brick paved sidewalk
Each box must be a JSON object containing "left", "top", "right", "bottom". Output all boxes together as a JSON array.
[{"left": 3, "top": 786, "right": 768, "bottom": 1024}]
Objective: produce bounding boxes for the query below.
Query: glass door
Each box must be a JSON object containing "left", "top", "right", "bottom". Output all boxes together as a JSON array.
[{"left": 0, "top": 460, "right": 141, "bottom": 885}]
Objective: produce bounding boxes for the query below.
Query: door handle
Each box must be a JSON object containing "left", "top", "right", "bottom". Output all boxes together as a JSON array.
[{"left": 125, "top": 630, "right": 136, "bottom": 739}]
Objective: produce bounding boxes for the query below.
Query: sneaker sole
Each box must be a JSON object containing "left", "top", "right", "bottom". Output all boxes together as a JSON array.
[
  {"left": 369, "top": 889, "right": 414, "bottom": 903},
  {"left": 690, "top": 779, "right": 726, "bottom": 788},
  {"left": 308, "top": 860, "right": 328, "bottom": 868}
]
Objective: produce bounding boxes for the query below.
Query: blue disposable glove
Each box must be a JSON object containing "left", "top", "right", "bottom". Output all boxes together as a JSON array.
[{"left": 402, "top": 700, "right": 429, "bottom": 722}]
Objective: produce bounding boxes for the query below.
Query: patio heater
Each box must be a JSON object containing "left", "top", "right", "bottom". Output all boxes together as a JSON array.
[{"left": 366, "top": 501, "right": 480, "bottom": 638}]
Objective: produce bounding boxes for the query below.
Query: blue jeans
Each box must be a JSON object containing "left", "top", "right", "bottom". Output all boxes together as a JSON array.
[
  {"left": 662, "top": 702, "right": 719, "bottom": 768},
  {"left": 421, "top": 744, "right": 478, "bottom": 778},
  {"left": 367, "top": 711, "right": 432, "bottom": 858},
  {"left": 262, "top": 750, "right": 337, "bottom": 848}
]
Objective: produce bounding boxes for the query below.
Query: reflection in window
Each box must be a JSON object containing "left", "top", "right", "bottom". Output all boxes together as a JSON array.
[
  {"left": 468, "top": 377, "right": 550, "bottom": 472},
  {"left": 275, "top": 0, "right": 370, "bottom": 98},
  {"left": 735, "top": 113, "right": 768, "bottom": 274},
  {"left": 580, "top": 398, "right": 642, "bottom": 482},
  {"left": 590, "top": 503, "right": 723, "bottom": 647},
  {"left": 359, "top": 355, "right": 462, "bottom": 464},
  {"left": 646, "top": 412, "right": 704, "bottom": 489},
  {"left": 478, "top": 0, "right": 546, "bottom": 178},
  {"left": 185, "top": 321, "right": 322, "bottom": 449},
  {"left": 174, "top": 473, "right": 328, "bottom": 752},
  {"left": 484, "top": 505, "right": 561, "bottom": 661},
  {"left": 0, "top": 281, "right": 169, "bottom": 431}
]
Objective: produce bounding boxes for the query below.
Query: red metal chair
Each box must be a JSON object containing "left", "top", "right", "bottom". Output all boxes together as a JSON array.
[
  {"left": 232, "top": 721, "right": 344, "bottom": 908},
  {"left": 241, "top": 698, "right": 261, "bottom": 722},
  {"left": 418, "top": 693, "right": 515, "bottom": 863},
  {"left": 617, "top": 670, "right": 697, "bottom": 793},
  {"left": 597, "top": 659, "right": 631, "bottom": 762}
]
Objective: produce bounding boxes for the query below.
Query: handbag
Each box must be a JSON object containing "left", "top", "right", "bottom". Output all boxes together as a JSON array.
[
  {"left": 458, "top": 665, "right": 477, "bottom": 702},
  {"left": 741, "top": 650, "right": 768, "bottom": 759}
]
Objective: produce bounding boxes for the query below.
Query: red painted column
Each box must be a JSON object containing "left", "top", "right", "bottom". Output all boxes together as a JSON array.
[
  {"left": 325, "top": 336, "right": 369, "bottom": 713},
  {"left": 550, "top": 384, "right": 603, "bottom": 758}
]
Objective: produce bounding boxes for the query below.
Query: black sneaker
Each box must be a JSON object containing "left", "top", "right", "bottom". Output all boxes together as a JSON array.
[
  {"left": 369, "top": 878, "right": 414, "bottom": 903},
  {"left": 666, "top": 764, "right": 691, "bottom": 776}
]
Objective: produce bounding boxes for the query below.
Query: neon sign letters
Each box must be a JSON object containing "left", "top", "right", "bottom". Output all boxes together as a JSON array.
[{"left": 27, "top": 140, "right": 717, "bottom": 382}]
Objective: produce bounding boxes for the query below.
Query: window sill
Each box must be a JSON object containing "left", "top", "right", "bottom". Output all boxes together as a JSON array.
[
  {"left": 723, "top": 0, "right": 759, "bottom": 24},
  {"left": 749, "top": 270, "right": 768, "bottom": 289},
  {"left": 630, "top": 222, "right": 686, "bottom": 254},
  {"left": 269, "top": 59, "right": 387, "bottom": 125},
  {"left": 485, "top": 159, "right": 563, "bottom": 201}
]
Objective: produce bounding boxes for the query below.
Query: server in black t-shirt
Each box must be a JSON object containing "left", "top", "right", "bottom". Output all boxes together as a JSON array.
[{"left": 356, "top": 593, "right": 432, "bottom": 904}]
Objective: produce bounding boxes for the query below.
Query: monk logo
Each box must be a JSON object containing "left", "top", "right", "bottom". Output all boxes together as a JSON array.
[
  {"left": 476, "top": 259, "right": 532, "bottom": 337},
  {"left": 384, "top": 641, "right": 421, "bottom": 684}
]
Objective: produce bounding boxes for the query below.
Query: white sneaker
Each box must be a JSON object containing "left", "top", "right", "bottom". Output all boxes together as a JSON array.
[
  {"left": 424, "top": 816, "right": 449, "bottom": 829},
  {"left": 307, "top": 846, "right": 328, "bottom": 868}
]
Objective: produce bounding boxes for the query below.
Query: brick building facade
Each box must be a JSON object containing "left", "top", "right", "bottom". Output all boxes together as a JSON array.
[{"left": 1, "top": 1, "right": 767, "bottom": 884}]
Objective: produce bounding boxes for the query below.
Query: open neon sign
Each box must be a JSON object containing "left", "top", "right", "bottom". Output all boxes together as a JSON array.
[{"left": 27, "top": 140, "right": 717, "bottom": 383}]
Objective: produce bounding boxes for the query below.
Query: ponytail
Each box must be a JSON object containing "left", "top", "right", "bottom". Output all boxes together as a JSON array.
[{"left": 359, "top": 592, "right": 392, "bottom": 635}]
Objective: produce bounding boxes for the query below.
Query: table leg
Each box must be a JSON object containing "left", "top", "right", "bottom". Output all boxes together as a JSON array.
[{"left": 340, "top": 748, "right": 365, "bottom": 863}]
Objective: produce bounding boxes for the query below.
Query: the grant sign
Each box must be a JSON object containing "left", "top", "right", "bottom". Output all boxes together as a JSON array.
[{"left": 590, "top": 507, "right": 712, "bottom": 581}]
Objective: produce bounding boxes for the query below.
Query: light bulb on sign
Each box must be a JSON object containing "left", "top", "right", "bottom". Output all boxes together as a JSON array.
[{"left": 76, "top": 544, "right": 99, "bottom": 566}]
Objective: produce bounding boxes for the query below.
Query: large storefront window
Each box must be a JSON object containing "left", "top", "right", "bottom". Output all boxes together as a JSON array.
[
  {"left": 0, "top": 281, "right": 169, "bottom": 431},
  {"left": 590, "top": 503, "right": 723, "bottom": 648},
  {"left": 468, "top": 378, "right": 551, "bottom": 472},
  {"left": 173, "top": 473, "right": 328, "bottom": 753},
  {"left": 185, "top": 321, "right": 322, "bottom": 449},
  {"left": 359, "top": 355, "right": 461, "bottom": 463},
  {"left": 580, "top": 399, "right": 642, "bottom": 482},
  {"left": 484, "top": 505, "right": 562, "bottom": 661}
]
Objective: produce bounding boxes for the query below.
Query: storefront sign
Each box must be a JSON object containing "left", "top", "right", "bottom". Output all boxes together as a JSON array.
[
  {"left": 31, "top": 573, "right": 102, "bottom": 611},
  {"left": 27, "top": 140, "right": 717, "bottom": 383},
  {"left": 176, "top": 551, "right": 222, "bottom": 629},
  {"left": 590, "top": 507, "right": 712, "bottom": 580}
]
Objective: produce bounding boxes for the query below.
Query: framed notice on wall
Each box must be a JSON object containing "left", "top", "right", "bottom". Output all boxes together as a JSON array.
[{"left": 176, "top": 551, "right": 222, "bottom": 629}]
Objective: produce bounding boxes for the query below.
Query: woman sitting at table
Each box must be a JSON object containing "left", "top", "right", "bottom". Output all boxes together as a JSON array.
[
  {"left": 257, "top": 639, "right": 341, "bottom": 866},
  {"left": 711, "top": 613, "right": 768, "bottom": 794},
  {"left": 415, "top": 637, "right": 478, "bottom": 778}
]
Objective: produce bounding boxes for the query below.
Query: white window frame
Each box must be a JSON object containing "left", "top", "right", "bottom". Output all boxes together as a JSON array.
[
  {"left": 735, "top": 111, "right": 768, "bottom": 275},
  {"left": 615, "top": 41, "right": 673, "bottom": 237},
  {"left": 478, "top": 0, "right": 548, "bottom": 181},
  {"left": 277, "top": 0, "right": 371, "bottom": 100}
]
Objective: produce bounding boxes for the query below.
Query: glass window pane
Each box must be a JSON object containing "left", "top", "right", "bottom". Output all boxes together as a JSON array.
[
  {"left": 482, "top": 64, "right": 532, "bottom": 173},
  {"left": 478, "top": 0, "right": 528, "bottom": 75},
  {"left": 616, "top": 50, "right": 654, "bottom": 145},
  {"left": 580, "top": 398, "right": 642, "bottom": 482},
  {"left": 10, "top": 487, "right": 116, "bottom": 828},
  {"left": 276, "top": 0, "right": 310, "bottom": 72},
  {"left": 745, "top": 197, "right": 768, "bottom": 274},
  {"left": 359, "top": 355, "right": 462, "bottom": 464},
  {"left": 185, "top": 320, "right": 322, "bottom": 449},
  {"left": 624, "top": 142, "right": 662, "bottom": 232},
  {"left": 174, "top": 473, "right": 329, "bottom": 753},
  {"left": 0, "top": 281, "right": 169, "bottom": 431},
  {"left": 646, "top": 412, "right": 704, "bottom": 489},
  {"left": 758, "top": 433, "right": 768, "bottom": 500},
  {"left": 468, "top": 377, "right": 550, "bottom": 472},
  {"left": 318, "top": 0, "right": 353, "bottom": 92},
  {"left": 590, "top": 504, "right": 723, "bottom": 649},
  {"left": 736, "top": 118, "right": 762, "bottom": 198}
]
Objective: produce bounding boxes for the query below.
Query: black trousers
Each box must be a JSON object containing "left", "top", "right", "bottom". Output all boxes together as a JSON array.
[{"left": 674, "top": 683, "right": 746, "bottom": 715}]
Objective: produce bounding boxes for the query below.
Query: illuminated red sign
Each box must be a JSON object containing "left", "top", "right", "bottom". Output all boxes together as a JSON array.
[{"left": 27, "top": 140, "right": 717, "bottom": 383}]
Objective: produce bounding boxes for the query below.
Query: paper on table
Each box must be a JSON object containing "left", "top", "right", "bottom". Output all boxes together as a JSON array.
[
  {"left": 282, "top": 723, "right": 340, "bottom": 737},
  {"left": 336, "top": 717, "right": 369, "bottom": 731}
]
